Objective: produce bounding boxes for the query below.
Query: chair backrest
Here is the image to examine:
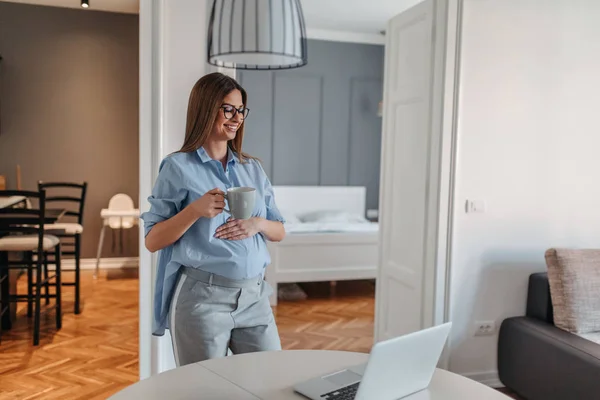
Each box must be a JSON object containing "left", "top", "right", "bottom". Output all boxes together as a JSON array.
[
  {"left": 0, "top": 190, "right": 47, "bottom": 252},
  {"left": 108, "top": 193, "right": 135, "bottom": 210},
  {"left": 38, "top": 181, "right": 87, "bottom": 224},
  {"left": 107, "top": 193, "right": 135, "bottom": 228}
]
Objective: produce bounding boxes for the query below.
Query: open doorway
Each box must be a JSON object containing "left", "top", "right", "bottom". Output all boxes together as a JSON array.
[
  {"left": 138, "top": 0, "right": 455, "bottom": 379},
  {"left": 237, "top": 36, "right": 384, "bottom": 354}
]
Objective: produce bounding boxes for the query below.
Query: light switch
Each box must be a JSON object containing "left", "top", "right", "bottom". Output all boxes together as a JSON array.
[{"left": 465, "top": 199, "right": 486, "bottom": 213}]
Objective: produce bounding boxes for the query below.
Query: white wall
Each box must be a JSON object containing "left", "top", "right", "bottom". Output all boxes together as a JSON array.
[
  {"left": 160, "top": 0, "right": 210, "bottom": 155},
  {"left": 157, "top": 0, "right": 210, "bottom": 373},
  {"left": 449, "top": 0, "right": 600, "bottom": 383},
  {"left": 139, "top": 0, "right": 210, "bottom": 376}
]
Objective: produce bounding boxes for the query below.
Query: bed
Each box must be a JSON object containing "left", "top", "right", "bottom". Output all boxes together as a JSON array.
[{"left": 266, "top": 186, "right": 379, "bottom": 305}]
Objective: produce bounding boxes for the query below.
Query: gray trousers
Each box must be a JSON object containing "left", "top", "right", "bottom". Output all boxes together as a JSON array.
[{"left": 169, "top": 267, "right": 281, "bottom": 366}]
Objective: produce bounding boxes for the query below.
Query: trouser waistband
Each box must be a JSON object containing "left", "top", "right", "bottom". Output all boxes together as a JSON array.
[{"left": 182, "top": 267, "right": 263, "bottom": 289}]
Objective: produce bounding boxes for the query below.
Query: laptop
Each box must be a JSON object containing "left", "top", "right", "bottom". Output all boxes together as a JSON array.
[{"left": 293, "top": 322, "right": 452, "bottom": 400}]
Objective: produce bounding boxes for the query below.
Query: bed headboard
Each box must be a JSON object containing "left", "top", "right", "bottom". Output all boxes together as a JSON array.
[{"left": 273, "top": 186, "right": 366, "bottom": 216}]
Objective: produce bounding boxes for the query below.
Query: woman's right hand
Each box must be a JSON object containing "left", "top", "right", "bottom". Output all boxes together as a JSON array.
[
  {"left": 191, "top": 188, "right": 226, "bottom": 218},
  {"left": 145, "top": 188, "right": 225, "bottom": 253}
]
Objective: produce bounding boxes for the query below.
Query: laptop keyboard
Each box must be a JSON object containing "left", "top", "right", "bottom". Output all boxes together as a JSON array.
[{"left": 320, "top": 382, "right": 359, "bottom": 400}]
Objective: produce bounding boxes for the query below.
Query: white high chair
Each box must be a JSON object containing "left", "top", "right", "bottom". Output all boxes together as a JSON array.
[{"left": 94, "top": 194, "right": 139, "bottom": 278}]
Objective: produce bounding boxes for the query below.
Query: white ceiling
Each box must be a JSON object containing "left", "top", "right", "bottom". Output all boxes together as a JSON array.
[
  {"left": 0, "top": 0, "right": 139, "bottom": 14},
  {"left": 301, "top": 0, "right": 420, "bottom": 34},
  {"left": 0, "top": 0, "right": 419, "bottom": 34}
]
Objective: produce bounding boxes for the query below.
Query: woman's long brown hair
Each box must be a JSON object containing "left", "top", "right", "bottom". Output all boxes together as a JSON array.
[{"left": 179, "top": 72, "right": 253, "bottom": 161}]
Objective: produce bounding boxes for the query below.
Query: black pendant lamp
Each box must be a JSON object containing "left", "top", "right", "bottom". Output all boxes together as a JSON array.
[{"left": 207, "top": 0, "right": 308, "bottom": 70}]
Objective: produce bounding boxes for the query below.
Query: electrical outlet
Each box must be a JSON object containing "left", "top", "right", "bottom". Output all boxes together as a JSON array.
[{"left": 474, "top": 321, "right": 496, "bottom": 336}]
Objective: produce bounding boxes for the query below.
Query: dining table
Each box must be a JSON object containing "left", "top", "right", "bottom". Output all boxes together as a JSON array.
[
  {"left": 0, "top": 208, "right": 67, "bottom": 224},
  {"left": 0, "top": 196, "right": 27, "bottom": 209},
  {"left": 41, "top": 208, "right": 68, "bottom": 224},
  {"left": 109, "top": 350, "right": 513, "bottom": 400}
]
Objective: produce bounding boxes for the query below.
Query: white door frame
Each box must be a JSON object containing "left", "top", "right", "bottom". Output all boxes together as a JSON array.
[
  {"left": 139, "top": 0, "right": 164, "bottom": 380},
  {"left": 439, "top": 0, "right": 463, "bottom": 316},
  {"left": 374, "top": 0, "right": 461, "bottom": 369},
  {"left": 427, "top": 0, "right": 463, "bottom": 332},
  {"left": 433, "top": 0, "right": 462, "bottom": 368},
  {"left": 139, "top": 0, "right": 213, "bottom": 378},
  {"left": 138, "top": 0, "right": 464, "bottom": 379}
]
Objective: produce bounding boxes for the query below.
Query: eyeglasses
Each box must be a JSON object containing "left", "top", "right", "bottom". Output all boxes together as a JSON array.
[{"left": 220, "top": 104, "right": 250, "bottom": 120}]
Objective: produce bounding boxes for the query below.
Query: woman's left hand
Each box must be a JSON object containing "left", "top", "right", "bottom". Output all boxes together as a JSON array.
[{"left": 215, "top": 217, "right": 262, "bottom": 240}]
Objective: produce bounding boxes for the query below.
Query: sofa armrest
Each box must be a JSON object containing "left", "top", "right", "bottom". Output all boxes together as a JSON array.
[
  {"left": 498, "top": 317, "right": 600, "bottom": 400},
  {"left": 526, "top": 272, "right": 554, "bottom": 323}
]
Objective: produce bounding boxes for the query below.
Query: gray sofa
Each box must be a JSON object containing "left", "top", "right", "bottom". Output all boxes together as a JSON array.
[{"left": 498, "top": 272, "right": 600, "bottom": 400}]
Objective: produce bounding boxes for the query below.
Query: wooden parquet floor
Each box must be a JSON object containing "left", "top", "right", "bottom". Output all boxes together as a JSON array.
[
  {"left": 0, "top": 273, "right": 517, "bottom": 399},
  {"left": 275, "top": 281, "right": 376, "bottom": 354},
  {"left": 0, "top": 269, "right": 139, "bottom": 400},
  {"left": 0, "top": 273, "right": 376, "bottom": 399}
]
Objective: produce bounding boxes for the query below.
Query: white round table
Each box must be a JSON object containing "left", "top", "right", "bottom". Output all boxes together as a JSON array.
[{"left": 110, "top": 350, "right": 510, "bottom": 400}]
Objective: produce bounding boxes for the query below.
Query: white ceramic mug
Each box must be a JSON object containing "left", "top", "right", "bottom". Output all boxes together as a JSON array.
[{"left": 223, "top": 187, "right": 256, "bottom": 220}]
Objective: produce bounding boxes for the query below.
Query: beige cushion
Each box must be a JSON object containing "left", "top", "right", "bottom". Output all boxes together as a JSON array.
[
  {"left": 44, "top": 223, "right": 84, "bottom": 235},
  {"left": 0, "top": 235, "right": 60, "bottom": 251},
  {"left": 545, "top": 248, "right": 600, "bottom": 334}
]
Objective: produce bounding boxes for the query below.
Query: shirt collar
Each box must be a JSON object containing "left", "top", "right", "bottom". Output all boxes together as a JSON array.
[
  {"left": 227, "top": 149, "right": 239, "bottom": 164},
  {"left": 196, "top": 147, "right": 212, "bottom": 163},
  {"left": 197, "top": 146, "right": 239, "bottom": 165}
]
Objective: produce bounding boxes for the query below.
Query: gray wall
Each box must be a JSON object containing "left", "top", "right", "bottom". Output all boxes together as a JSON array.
[
  {"left": 238, "top": 39, "right": 384, "bottom": 210},
  {"left": 0, "top": 3, "right": 139, "bottom": 258}
]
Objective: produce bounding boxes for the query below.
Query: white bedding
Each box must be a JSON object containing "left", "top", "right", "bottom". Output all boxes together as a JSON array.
[
  {"left": 268, "top": 186, "right": 378, "bottom": 305},
  {"left": 284, "top": 222, "right": 379, "bottom": 234},
  {"left": 280, "top": 205, "right": 378, "bottom": 234}
]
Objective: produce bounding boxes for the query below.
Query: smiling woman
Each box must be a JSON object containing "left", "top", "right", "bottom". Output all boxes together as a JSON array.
[{"left": 141, "top": 72, "right": 286, "bottom": 366}]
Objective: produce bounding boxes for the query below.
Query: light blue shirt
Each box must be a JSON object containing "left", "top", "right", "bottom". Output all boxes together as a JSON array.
[{"left": 141, "top": 147, "right": 285, "bottom": 336}]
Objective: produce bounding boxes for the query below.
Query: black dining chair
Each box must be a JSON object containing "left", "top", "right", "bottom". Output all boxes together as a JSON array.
[
  {"left": 0, "top": 190, "right": 62, "bottom": 345},
  {"left": 38, "top": 181, "right": 87, "bottom": 314}
]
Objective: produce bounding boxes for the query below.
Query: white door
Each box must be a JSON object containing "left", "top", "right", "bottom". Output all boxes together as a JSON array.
[{"left": 375, "top": 0, "right": 449, "bottom": 342}]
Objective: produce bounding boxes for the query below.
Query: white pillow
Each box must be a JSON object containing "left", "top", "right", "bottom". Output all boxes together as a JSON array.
[{"left": 298, "top": 210, "right": 367, "bottom": 224}]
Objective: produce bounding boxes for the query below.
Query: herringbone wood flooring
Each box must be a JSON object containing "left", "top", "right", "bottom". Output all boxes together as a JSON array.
[
  {"left": 275, "top": 281, "right": 376, "bottom": 353},
  {"left": 0, "top": 273, "right": 376, "bottom": 399},
  {"left": 0, "top": 273, "right": 518, "bottom": 399},
  {"left": 0, "top": 269, "right": 139, "bottom": 400}
]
